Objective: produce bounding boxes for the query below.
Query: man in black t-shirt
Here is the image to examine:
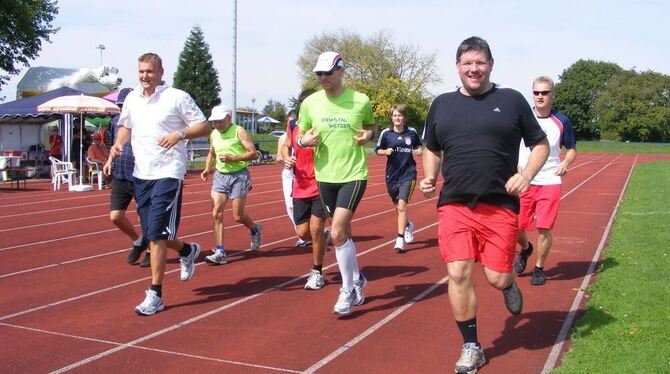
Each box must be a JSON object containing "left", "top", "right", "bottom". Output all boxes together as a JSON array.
[{"left": 420, "top": 36, "right": 549, "bottom": 374}]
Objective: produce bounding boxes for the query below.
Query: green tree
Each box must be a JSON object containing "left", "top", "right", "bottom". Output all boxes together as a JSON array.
[
  {"left": 173, "top": 25, "right": 221, "bottom": 116},
  {"left": 262, "top": 99, "right": 288, "bottom": 130},
  {"left": 297, "top": 30, "right": 439, "bottom": 132},
  {"left": 594, "top": 70, "right": 670, "bottom": 142},
  {"left": 0, "top": 0, "right": 59, "bottom": 94},
  {"left": 553, "top": 60, "right": 623, "bottom": 140}
]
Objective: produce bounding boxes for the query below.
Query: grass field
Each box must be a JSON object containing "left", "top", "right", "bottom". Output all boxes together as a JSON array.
[
  {"left": 553, "top": 161, "right": 670, "bottom": 373},
  {"left": 578, "top": 141, "right": 670, "bottom": 153}
]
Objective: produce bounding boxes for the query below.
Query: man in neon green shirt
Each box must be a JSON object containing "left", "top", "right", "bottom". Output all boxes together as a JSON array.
[
  {"left": 200, "top": 105, "right": 262, "bottom": 265},
  {"left": 298, "top": 51, "right": 376, "bottom": 315}
]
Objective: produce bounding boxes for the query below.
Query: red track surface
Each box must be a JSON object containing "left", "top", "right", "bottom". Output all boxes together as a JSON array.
[{"left": 1, "top": 153, "right": 668, "bottom": 373}]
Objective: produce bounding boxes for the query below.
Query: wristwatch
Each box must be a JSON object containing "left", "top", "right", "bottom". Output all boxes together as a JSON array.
[{"left": 178, "top": 130, "right": 186, "bottom": 140}]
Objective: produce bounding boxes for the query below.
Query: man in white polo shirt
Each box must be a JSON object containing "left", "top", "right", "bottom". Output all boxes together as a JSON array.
[{"left": 110, "top": 52, "right": 211, "bottom": 316}]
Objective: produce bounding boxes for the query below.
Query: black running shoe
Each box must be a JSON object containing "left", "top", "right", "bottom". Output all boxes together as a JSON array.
[
  {"left": 503, "top": 282, "right": 523, "bottom": 315},
  {"left": 530, "top": 267, "right": 546, "bottom": 286},
  {"left": 127, "top": 238, "right": 149, "bottom": 264},
  {"left": 513, "top": 242, "right": 534, "bottom": 274}
]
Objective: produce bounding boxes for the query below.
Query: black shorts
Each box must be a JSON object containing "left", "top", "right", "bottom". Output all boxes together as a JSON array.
[
  {"left": 110, "top": 177, "right": 136, "bottom": 211},
  {"left": 387, "top": 179, "right": 416, "bottom": 204},
  {"left": 293, "top": 195, "right": 327, "bottom": 224},
  {"left": 318, "top": 180, "right": 367, "bottom": 217}
]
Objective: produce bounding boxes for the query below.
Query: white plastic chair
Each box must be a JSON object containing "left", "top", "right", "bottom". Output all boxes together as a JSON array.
[
  {"left": 86, "top": 157, "right": 104, "bottom": 190},
  {"left": 49, "top": 156, "right": 75, "bottom": 191}
]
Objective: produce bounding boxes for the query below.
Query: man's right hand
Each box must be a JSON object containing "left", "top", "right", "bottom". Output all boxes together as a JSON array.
[
  {"left": 300, "top": 128, "right": 320, "bottom": 147},
  {"left": 103, "top": 161, "right": 112, "bottom": 176},
  {"left": 201, "top": 169, "right": 210, "bottom": 181},
  {"left": 284, "top": 155, "right": 296, "bottom": 169},
  {"left": 419, "top": 176, "right": 436, "bottom": 198}
]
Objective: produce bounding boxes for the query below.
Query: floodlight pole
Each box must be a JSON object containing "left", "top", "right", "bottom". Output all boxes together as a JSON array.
[
  {"left": 96, "top": 44, "right": 106, "bottom": 65},
  {"left": 251, "top": 97, "right": 256, "bottom": 134},
  {"left": 231, "top": 0, "right": 237, "bottom": 124}
]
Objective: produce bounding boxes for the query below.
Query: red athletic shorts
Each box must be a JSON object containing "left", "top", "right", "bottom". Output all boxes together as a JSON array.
[
  {"left": 437, "top": 203, "right": 518, "bottom": 273},
  {"left": 518, "top": 184, "right": 561, "bottom": 230}
]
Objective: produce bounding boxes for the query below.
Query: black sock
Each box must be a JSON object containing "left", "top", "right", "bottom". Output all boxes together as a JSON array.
[
  {"left": 503, "top": 283, "right": 514, "bottom": 292},
  {"left": 150, "top": 284, "right": 162, "bottom": 297},
  {"left": 312, "top": 264, "right": 323, "bottom": 273},
  {"left": 534, "top": 266, "right": 544, "bottom": 272},
  {"left": 178, "top": 243, "right": 191, "bottom": 257},
  {"left": 397, "top": 233, "right": 404, "bottom": 238},
  {"left": 456, "top": 318, "right": 478, "bottom": 345}
]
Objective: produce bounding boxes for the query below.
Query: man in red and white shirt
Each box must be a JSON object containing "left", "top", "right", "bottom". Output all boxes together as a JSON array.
[
  {"left": 280, "top": 89, "right": 329, "bottom": 290},
  {"left": 515, "top": 76, "right": 577, "bottom": 286}
]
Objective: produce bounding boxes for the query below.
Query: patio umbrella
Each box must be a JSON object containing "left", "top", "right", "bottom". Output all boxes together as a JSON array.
[{"left": 37, "top": 94, "right": 120, "bottom": 192}]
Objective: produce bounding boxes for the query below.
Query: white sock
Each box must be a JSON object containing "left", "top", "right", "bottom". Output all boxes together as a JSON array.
[
  {"left": 335, "top": 238, "right": 358, "bottom": 291},
  {"left": 133, "top": 236, "right": 143, "bottom": 246}
]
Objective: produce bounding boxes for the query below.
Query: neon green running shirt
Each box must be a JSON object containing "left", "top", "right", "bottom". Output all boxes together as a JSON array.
[
  {"left": 210, "top": 124, "right": 248, "bottom": 174},
  {"left": 298, "top": 88, "right": 374, "bottom": 183}
]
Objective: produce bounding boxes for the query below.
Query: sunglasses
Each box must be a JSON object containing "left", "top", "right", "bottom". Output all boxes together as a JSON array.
[
  {"left": 533, "top": 90, "right": 552, "bottom": 96},
  {"left": 315, "top": 68, "right": 339, "bottom": 77}
]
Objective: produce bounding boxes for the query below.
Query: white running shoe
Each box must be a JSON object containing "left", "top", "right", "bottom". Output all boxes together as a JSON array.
[
  {"left": 250, "top": 224, "right": 262, "bottom": 251},
  {"left": 304, "top": 269, "right": 325, "bottom": 290},
  {"left": 134, "top": 289, "right": 165, "bottom": 316},
  {"left": 353, "top": 273, "right": 368, "bottom": 306},
  {"left": 333, "top": 287, "right": 356, "bottom": 315},
  {"left": 404, "top": 221, "right": 415, "bottom": 243},
  {"left": 296, "top": 238, "right": 311, "bottom": 248},
  {"left": 205, "top": 250, "right": 227, "bottom": 265},
  {"left": 394, "top": 237, "right": 406, "bottom": 253},
  {"left": 455, "top": 343, "right": 486, "bottom": 373},
  {"left": 179, "top": 243, "right": 200, "bottom": 281}
]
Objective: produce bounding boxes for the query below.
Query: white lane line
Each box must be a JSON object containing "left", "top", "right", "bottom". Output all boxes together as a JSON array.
[
  {"left": 48, "top": 224, "right": 437, "bottom": 373},
  {"left": 0, "top": 192, "right": 389, "bottom": 277},
  {"left": 541, "top": 154, "right": 638, "bottom": 373},
  {"left": 0, "top": 322, "right": 300, "bottom": 373},
  {"left": 304, "top": 275, "right": 449, "bottom": 374}
]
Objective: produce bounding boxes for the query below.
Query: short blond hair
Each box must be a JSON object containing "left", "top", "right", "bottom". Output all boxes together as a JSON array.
[
  {"left": 138, "top": 53, "right": 163, "bottom": 69},
  {"left": 533, "top": 76, "right": 554, "bottom": 89}
]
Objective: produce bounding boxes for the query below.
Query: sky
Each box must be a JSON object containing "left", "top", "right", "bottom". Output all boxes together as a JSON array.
[{"left": 2, "top": 0, "right": 669, "bottom": 115}]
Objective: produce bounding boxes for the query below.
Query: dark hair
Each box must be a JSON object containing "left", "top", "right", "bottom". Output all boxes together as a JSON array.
[
  {"left": 138, "top": 52, "right": 163, "bottom": 69},
  {"left": 456, "top": 36, "right": 493, "bottom": 62}
]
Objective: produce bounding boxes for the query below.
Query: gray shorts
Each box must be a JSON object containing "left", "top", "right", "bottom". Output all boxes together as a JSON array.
[{"left": 212, "top": 168, "right": 252, "bottom": 198}]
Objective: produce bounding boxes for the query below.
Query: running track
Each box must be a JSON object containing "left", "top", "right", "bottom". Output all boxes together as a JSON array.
[{"left": 1, "top": 153, "right": 667, "bottom": 373}]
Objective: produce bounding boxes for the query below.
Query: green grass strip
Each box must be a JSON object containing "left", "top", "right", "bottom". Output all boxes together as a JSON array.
[
  {"left": 553, "top": 161, "right": 670, "bottom": 373},
  {"left": 579, "top": 141, "right": 670, "bottom": 154}
]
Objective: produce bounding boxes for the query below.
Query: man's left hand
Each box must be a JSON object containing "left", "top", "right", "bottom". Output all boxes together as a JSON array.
[
  {"left": 159, "top": 132, "right": 181, "bottom": 149},
  {"left": 353, "top": 129, "right": 373, "bottom": 145},
  {"left": 505, "top": 172, "right": 530, "bottom": 196}
]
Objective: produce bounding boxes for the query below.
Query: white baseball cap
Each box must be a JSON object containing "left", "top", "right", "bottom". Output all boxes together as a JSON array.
[
  {"left": 209, "top": 105, "right": 231, "bottom": 121},
  {"left": 313, "top": 51, "right": 344, "bottom": 73}
]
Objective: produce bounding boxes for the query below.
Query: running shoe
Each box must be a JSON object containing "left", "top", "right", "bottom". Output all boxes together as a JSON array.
[
  {"left": 513, "top": 242, "right": 534, "bottom": 274},
  {"left": 394, "top": 237, "right": 406, "bottom": 253},
  {"left": 404, "top": 221, "right": 415, "bottom": 243},
  {"left": 502, "top": 282, "right": 523, "bottom": 315},
  {"left": 353, "top": 272, "right": 368, "bottom": 306},
  {"left": 250, "top": 224, "right": 262, "bottom": 251},
  {"left": 333, "top": 288, "right": 356, "bottom": 315},
  {"left": 296, "top": 238, "right": 311, "bottom": 248},
  {"left": 454, "top": 342, "right": 486, "bottom": 374},
  {"left": 205, "top": 250, "right": 228, "bottom": 265},
  {"left": 127, "top": 238, "right": 149, "bottom": 264},
  {"left": 304, "top": 269, "right": 325, "bottom": 290},
  {"left": 530, "top": 267, "right": 547, "bottom": 286},
  {"left": 134, "top": 289, "right": 164, "bottom": 316},
  {"left": 179, "top": 243, "right": 200, "bottom": 281}
]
